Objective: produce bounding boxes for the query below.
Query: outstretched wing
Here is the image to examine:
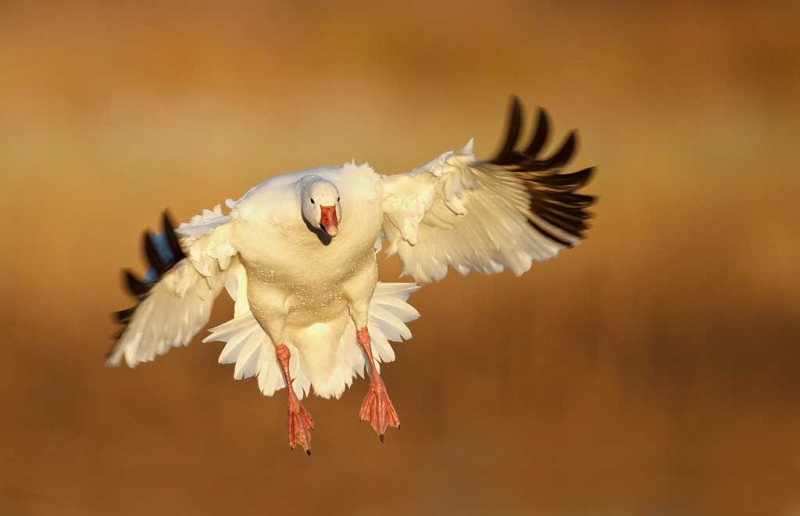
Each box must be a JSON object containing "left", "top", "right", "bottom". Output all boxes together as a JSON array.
[
  {"left": 107, "top": 207, "right": 239, "bottom": 367},
  {"left": 380, "top": 96, "right": 596, "bottom": 284}
]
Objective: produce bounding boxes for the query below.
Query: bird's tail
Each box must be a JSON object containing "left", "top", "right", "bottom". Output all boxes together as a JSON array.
[{"left": 203, "top": 282, "right": 420, "bottom": 400}]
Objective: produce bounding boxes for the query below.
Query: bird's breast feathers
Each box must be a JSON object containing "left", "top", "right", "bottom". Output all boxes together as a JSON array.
[{"left": 231, "top": 163, "right": 384, "bottom": 292}]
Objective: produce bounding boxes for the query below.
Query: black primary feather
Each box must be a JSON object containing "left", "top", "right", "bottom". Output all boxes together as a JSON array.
[
  {"left": 109, "top": 210, "right": 186, "bottom": 357},
  {"left": 485, "top": 96, "right": 597, "bottom": 244},
  {"left": 523, "top": 108, "right": 550, "bottom": 157},
  {"left": 162, "top": 211, "right": 186, "bottom": 261},
  {"left": 144, "top": 231, "right": 169, "bottom": 275}
]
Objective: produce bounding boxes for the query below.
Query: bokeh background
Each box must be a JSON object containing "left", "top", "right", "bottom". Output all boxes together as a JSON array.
[{"left": 2, "top": 1, "right": 799, "bottom": 515}]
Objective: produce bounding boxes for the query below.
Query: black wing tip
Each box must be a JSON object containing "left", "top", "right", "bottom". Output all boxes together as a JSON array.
[
  {"left": 523, "top": 107, "right": 550, "bottom": 157},
  {"left": 532, "top": 106, "right": 551, "bottom": 128},
  {"left": 162, "top": 209, "right": 186, "bottom": 261},
  {"left": 577, "top": 166, "right": 596, "bottom": 184},
  {"left": 535, "top": 105, "right": 549, "bottom": 118},
  {"left": 162, "top": 209, "right": 177, "bottom": 232},
  {"left": 538, "top": 131, "right": 577, "bottom": 170},
  {"left": 123, "top": 210, "right": 184, "bottom": 292},
  {"left": 108, "top": 311, "right": 129, "bottom": 358},
  {"left": 490, "top": 95, "right": 526, "bottom": 164},
  {"left": 123, "top": 268, "right": 151, "bottom": 298},
  {"left": 125, "top": 209, "right": 184, "bottom": 300},
  {"left": 488, "top": 96, "right": 581, "bottom": 171},
  {"left": 111, "top": 209, "right": 187, "bottom": 350},
  {"left": 114, "top": 307, "right": 135, "bottom": 324},
  {"left": 526, "top": 219, "right": 574, "bottom": 247},
  {"left": 143, "top": 231, "right": 169, "bottom": 275},
  {"left": 539, "top": 167, "right": 596, "bottom": 191},
  {"left": 488, "top": 97, "right": 597, "bottom": 242}
]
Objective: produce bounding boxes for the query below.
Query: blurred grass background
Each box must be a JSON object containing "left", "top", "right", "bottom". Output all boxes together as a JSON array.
[{"left": 1, "top": 1, "right": 800, "bottom": 515}]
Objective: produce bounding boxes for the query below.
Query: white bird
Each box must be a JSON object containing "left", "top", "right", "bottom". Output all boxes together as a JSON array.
[{"left": 107, "top": 97, "right": 596, "bottom": 454}]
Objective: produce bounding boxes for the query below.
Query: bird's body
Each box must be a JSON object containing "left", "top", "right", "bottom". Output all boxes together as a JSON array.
[
  {"left": 232, "top": 164, "right": 385, "bottom": 397},
  {"left": 235, "top": 165, "right": 383, "bottom": 322},
  {"left": 108, "top": 98, "right": 597, "bottom": 453}
]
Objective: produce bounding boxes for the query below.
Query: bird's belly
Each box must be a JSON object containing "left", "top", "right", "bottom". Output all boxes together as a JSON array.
[
  {"left": 242, "top": 230, "right": 379, "bottom": 325},
  {"left": 284, "top": 292, "right": 350, "bottom": 328}
]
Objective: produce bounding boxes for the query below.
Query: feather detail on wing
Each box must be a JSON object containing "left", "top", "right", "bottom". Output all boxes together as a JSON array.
[
  {"left": 380, "top": 96, "right": 596, "bottom": 284},
  {"left": 203, "top": 282, "right": 420, "bottom": 400},
  {"left": 107, "top": 207, "right": 240, "bottom": 367}
]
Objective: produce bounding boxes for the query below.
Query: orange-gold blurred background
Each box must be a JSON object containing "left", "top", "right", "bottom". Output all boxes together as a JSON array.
[{"left": 2, "top": 1, "right": 800, "bottom": 515}]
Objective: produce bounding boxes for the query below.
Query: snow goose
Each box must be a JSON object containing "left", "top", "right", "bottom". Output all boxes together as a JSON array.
[{"left": 107, "top": 96, "right": 597, "bottom": 454}]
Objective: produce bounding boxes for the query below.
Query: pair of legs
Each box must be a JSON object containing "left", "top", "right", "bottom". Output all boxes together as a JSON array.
[{"left": 275, "top": 326, "right": 399, "bottom": 454}]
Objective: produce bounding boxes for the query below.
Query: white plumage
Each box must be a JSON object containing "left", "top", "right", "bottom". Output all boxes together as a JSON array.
[{"left": 107, "top": 97, "right": 596, "bottom": 452}]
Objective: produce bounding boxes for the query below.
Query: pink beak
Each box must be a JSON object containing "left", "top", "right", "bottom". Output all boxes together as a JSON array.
[{"left": 319, "top": 205, "right": 339, "bottom": 236}]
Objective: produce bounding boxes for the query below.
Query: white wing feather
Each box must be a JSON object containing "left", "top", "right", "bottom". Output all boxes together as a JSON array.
[
  {"left": 107, "top": 205, "right": 240, "bottom": 367},
  {"left": 381, "top": 142, "right": 575, "bottom": 284}
]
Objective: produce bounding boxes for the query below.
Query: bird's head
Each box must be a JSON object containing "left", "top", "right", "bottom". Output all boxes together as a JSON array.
[{"left": 301, "top": 178, "right": 341, "bottom": 237}]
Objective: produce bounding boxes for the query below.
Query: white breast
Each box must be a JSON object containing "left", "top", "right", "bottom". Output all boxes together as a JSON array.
[{"left": 231, "top": 163, "right": 384, "bottom": 313}]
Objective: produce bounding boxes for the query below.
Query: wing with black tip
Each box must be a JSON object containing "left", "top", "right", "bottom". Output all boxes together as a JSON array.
[
  {"left": 107, "top": 207, "right": 240, "bottom": 367},
  {"left": 380, "top": 96, "right": 596, "bottom": 284}
]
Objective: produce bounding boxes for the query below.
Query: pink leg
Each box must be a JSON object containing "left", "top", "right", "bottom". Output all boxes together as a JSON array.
[
  {"left": 276, "top": 344, "right": 314, "bottom": 455},
  {"left": 357, "top": 327, "right": 400, "bottom": 441}
]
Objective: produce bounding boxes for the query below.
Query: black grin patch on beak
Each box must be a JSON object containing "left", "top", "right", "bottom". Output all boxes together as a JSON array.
[{"left": 303, "top": 216, "right": 332, "bottom": 246}]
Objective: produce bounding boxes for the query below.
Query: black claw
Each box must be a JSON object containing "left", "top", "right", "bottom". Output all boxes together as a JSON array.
[
  {"left": 379, "top": 434, "right": 385, "bottom": 443},
  {"left": 523, "top": 107, "right": 550, "bottom": 157},
  {"left": 306, "top": 449, "right": 312, "bottom": 456}
]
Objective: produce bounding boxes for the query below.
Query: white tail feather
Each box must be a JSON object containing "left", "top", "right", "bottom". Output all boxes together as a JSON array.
[{"left": 204, "top": 282, "right": 420, "bottom": 399}]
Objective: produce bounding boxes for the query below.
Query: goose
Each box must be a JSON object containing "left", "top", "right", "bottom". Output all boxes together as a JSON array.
[{"left": 107, "top": 97, "right": 597, "bottom": 454}]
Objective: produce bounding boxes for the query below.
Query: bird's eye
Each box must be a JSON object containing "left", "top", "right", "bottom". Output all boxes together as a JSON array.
[{"left": 310, "top": 198, "right": 315, "bottom": 204}]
